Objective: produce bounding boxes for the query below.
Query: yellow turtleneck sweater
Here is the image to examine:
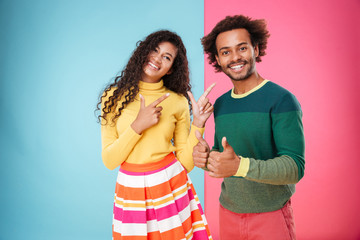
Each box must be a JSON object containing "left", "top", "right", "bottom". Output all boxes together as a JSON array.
[{"left": 101, "top": 80, "right": 204, "bottom": 172}]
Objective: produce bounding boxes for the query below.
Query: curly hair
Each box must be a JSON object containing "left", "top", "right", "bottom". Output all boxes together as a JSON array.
[
  {"left": 201, "top": 15, "right": 270, "bottom": 72},
  {"left": 96, "top": 30, "right": 191, "bottom": 125}
]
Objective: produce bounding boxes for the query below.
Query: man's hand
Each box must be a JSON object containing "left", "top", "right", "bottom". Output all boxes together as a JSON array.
[
  {"left": 207, "top": 137, "right": 240, "bottom": 178},
  {"left": 192, "top": 130, "right": 210, "bottom": 168}
]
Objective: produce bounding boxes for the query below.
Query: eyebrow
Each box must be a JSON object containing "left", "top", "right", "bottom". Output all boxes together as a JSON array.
[
  {"left": 156, "top": 46, "right": 174, "bottom": 59},
  {"left": 219, "top": 42, "right": 248, "bottom": 51},
  {"left": 164, "top": 52, "right": 174, "bottom": 58}
]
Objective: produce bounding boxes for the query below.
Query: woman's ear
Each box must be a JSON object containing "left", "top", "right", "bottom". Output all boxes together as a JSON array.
[{"left": 166, "top": 68, "right": 173, "bottom": 75}]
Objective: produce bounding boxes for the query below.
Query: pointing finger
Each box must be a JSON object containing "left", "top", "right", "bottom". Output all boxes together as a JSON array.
[
  {"left": 199, "top": 83, "right": 216, "bottom": 101},
  {"left": 187, "top": 91, "right": 197, "bottom": 106},
  {"left": 195, "top": 130, "right": 208, "bottom": 147},
  {"left": 150, "top": 93, "right": 170, "bottom": 107},
  {"left": 195, "top": 130, "right": 203, "bottom": 141},
  {"left": 139, "top": 94, "right": 145, "bottom": 109}
]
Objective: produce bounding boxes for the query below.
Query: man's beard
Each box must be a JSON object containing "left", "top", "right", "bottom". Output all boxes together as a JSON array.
[{"left": 223, "top": 58, "right": 255, "bottom": 81}]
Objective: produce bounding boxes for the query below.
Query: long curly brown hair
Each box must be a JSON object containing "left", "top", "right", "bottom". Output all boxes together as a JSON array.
[
  {"left": 201, "top": 15, "right": 270, "bottom": 72},
  {"left": 96, "top": 30, "right": 191, "bottom": 125}
]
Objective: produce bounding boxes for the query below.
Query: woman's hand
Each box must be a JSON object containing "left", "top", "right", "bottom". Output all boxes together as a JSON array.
[
  {"left": 131, "top": 93, "right": 170, "bottom": 134},
  {"left": 187, "top": 83, "right": 216, "bottom": 128}
]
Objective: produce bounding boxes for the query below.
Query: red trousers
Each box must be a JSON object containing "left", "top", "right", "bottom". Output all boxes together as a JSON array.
[{"left": 219, "top": 200, "right": 296, "bottom": 240}]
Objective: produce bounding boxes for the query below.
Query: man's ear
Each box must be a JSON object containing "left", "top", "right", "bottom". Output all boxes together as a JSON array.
[
  {"left": 254, "top": 45, "right": 259, "bottom": 57},
  {"left": 215, "top": 54, "right": 220, "bottom": 65}
]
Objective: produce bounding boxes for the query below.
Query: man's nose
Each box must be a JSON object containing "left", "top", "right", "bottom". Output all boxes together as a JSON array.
[{"left": 232, "top": 51, "right": 242, "bottom": 62}]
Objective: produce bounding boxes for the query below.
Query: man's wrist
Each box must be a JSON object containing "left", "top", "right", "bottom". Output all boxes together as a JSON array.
[{"left": 234, "top": 156, "right": 249, "bottom": 177}]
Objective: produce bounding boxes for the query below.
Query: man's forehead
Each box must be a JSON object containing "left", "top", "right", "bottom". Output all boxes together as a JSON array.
[{"left": 216, "top": 28, "right": 251, "bottom": 48}]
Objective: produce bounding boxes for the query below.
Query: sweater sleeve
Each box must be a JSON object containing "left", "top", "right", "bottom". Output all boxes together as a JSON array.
[
  {"left": 173, "top": 98, "right": 204, "bottom": 172},
  {"left": 100, "top": 92, "right": 142, "bottom": 170},
  {"left": 234, "top": 93, "right": 305, "bottom": 185}
]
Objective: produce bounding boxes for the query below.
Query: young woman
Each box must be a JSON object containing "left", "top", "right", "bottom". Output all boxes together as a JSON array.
[{"left": 97, "top": 30, "right": 214, "bottom": 240}]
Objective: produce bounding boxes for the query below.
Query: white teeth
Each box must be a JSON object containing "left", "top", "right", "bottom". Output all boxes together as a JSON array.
[
  {"left": 231, "top": 64, "right": 244, "bottom": 69},
  {"left": 149, "top": 62, "right": 159, "bottom": 69}
]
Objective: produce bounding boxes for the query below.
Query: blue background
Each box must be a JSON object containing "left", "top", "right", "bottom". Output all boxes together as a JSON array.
[{"left": 0, "top": 0, "right": 204, "bottom": 239}]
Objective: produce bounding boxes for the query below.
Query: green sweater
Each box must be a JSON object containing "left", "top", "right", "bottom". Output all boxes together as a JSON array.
[{"left": 212, "top": 80, "right": 305, "bottom": 213}]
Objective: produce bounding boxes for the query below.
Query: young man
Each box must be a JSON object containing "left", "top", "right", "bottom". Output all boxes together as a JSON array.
[{"left": 193, "top": 15, "right": 305, "bottom": 239}]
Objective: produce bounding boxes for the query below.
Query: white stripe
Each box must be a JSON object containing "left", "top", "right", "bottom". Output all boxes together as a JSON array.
[
  {"left": 117, "top": 161, "right": 184, "bottom": 188},
  {"left": 114, "top": 216, "right": 183, "bottom": 236},
  {"left": 113, "top": 219, "right": 147, "bottom": 236},
  {"left": 157, "top": 214, "right": 183, "bottom": 233},
  {"left": 145, "top": 162, "right": 184, "bottom": 187}
]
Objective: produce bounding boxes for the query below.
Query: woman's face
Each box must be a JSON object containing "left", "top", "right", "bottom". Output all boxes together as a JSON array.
[{"left": 142, "top": 41, "right": 178, "bottom": 83}]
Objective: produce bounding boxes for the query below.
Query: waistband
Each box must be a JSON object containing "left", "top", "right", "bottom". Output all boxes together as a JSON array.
[{"left": 120, "top": 152, "right": 176, "bottom": 173}]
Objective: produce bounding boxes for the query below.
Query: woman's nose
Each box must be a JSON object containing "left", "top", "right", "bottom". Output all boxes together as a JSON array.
[{"left": 153, "top": 53, "right": 162, "bottom": 63}]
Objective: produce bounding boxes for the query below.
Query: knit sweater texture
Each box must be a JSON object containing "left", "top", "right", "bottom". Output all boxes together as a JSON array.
[
  {"left": 213, "top": 80, "right": 305, "bottom": 213},
  {"left": 101, "top": 80, "right": 204, "bottom": 172}
]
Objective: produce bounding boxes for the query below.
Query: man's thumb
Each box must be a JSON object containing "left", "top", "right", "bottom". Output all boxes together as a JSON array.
[
  {"left": 222, "top": 136, "right": 230, "bottom": 151},
  {"left": 195, "top": 130, "right": 207, "bottom": 146}
]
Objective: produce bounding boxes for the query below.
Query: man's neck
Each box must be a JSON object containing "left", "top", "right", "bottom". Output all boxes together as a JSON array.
[{"left": 231, "top": 72, "right": 264, "bottom": 95}]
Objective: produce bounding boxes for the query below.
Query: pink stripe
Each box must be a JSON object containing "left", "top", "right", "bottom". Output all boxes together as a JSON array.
[
  {"left": 119, "top": 159, "right": 178, "bottom": 176},
  {"left": 114, "top": 189, "right": 197, "bottom": 223},
  {"left": 192, "top": 229, "right": 210, "bottom": 240},
  {"left": 113, "top": 204, "right": 146, "bottom": 223},
  {"left": 197, "top": 203, "right": 204, "bottom": 215}
]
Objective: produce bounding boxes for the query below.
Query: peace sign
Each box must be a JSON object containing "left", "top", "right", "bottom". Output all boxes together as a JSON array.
[
  {"left": 131, "top": 93, "right": 170, "bottom": 134},
  {"left": 187, "top": 83, "right": 216, "bottom": 128}
]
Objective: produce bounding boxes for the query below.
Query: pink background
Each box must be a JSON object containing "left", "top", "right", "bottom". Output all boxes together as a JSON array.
[{"left": 203, "top": 0, "right": 360, "bottom": 239}]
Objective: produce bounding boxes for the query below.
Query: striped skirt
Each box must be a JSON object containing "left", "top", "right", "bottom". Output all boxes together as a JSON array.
[{"left": 112, "top": 153, "right": 212, "bottom": 240}]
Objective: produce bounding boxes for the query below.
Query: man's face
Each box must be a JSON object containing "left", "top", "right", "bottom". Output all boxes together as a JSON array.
[{"left": 215, "top": 28, "right": 259, "bottom": 81}]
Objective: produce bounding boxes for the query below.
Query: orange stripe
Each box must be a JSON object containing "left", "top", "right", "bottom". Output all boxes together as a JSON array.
[
  {"left": 181, "top": 216, "right": 193, "bottom": 234},
  {"left": 113, "top": 231, "right": 148, "bottom": 240},
  {"left": 115, "top": 183, "right": 145, "bottom": 201},
  {"left": 147, "top": 231, "right": 161, "bottom": 239},
  {"left": 115, "top": 185, "right": 189, "bottom": 209},
  {"left": 191, "top": 208, "right": 205, "bottom": 223},
  {"left": 145, "top": 170, "right": 188, "bottom": 199},
  {"left": 121, "top": 153, "right": 175, "bottom": 172},
  {"left": 161, "top": 226, "right": 186, "bottom": 239},
  {"left": 115, "top": 168, "right": 189, "bottom": 201}
]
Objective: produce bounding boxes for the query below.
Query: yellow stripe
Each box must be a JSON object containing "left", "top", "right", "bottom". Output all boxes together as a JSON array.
[
  {"left": 231, "top": 79, "right": 269, "bottom": 98},
  {"left": 114, "top": 184, "right": 189, "bottom": 209},
  {"left": 235, "top": 156, "right": 250, "bottom": 177},
  {"left": 114, "top": 198, "right": 146, "bottom": 208}
]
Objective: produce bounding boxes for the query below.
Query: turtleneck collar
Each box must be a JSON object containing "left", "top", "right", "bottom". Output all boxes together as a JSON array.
[{"left": 139, "top": 80, "right": 164, "bottom": 91}]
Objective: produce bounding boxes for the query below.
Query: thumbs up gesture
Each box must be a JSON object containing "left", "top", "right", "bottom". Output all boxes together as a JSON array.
[
  {"left": 207, "top": 137, "right": 241, "bottom": 178},
  {"left": 192, "top": 130, "right": 210, "bottom": 168}
]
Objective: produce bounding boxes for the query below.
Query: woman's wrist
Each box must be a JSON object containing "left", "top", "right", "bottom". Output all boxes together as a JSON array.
[
  {"left": 130, "top": 121, "right": 143, "bottom": 135},
  {"left": 192, "top": 118, "right": 205, "bottom": 128}
]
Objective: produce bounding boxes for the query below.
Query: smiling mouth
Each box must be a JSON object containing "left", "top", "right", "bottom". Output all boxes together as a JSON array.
[
  {"left": 230, "top": 64, "right": 244, "bottom": 69},
  {"left": 148, "top": 62, "right": 160, "bottom": 70},
  {"left": 229, "top": 63, "right": 245, "bottom": 72}
]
